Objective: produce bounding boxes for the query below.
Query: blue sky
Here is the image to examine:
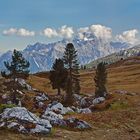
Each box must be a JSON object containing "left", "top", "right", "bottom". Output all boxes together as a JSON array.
[{"left": 0, "top": 0, "right": 140, "bottom": 52}]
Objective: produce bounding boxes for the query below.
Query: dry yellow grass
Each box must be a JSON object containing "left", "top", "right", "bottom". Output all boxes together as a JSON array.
[
  {"left": 27, "top": 57, "right": 140, "bottom": 95},
  {"left": 27, "top": 75, "right": 58, "bottom": 95}
]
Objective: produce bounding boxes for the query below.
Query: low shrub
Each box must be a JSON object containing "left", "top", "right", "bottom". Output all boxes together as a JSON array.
[
  {"left": 0, "top": 104, "right": 16, "bottom": 113},
  {"left": 110, "top": 101, "right": 128, "bottom": 110}
]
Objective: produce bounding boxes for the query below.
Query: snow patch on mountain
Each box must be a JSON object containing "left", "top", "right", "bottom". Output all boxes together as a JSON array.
[{"left": 0, "top": 33, "right": 131, "bottom": 73}]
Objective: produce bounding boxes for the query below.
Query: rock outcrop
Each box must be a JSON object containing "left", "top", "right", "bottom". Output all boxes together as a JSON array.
[{"left": 0, "top": 107, "right": 52, "bottom": 134}]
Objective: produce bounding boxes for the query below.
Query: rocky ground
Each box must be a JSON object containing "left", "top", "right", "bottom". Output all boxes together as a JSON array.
[
  {"left": 1, "top": 106, "right": 140, "bottom": 140},
  {"left": 0, "top": 83, "right": 140, "bottom": 140}
]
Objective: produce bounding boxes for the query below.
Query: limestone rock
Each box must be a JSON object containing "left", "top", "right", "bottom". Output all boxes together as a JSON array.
[{"left": 0, "top": 107, "right": 52, "bottom": 135}]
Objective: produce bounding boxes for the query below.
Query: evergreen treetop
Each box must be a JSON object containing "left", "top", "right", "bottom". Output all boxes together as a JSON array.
[{"left": 1, "top": 49, "right": 30, "bottom": 79}]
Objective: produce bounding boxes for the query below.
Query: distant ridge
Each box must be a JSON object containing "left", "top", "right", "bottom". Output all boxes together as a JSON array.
[{"left": 87, "top": 44, "right": 140, "bottom": 68}]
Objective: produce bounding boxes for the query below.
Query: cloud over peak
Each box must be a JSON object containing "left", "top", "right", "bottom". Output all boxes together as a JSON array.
[
  {"left": 59, "top": 25, "right": 74, "bottom": 39},
  {"left": 115, "top": 29, "right": 139, "bottom": 45},
  {"left": 77, "top": 24, "right": 112, "bottom": 42},
  {"left": 2, "top": 25, "right": 140, "bottom": 45},
  {"left": 42, "top": 28, "right": 58, "bottom": 38},
  {"left": 90, "top": 25, "right": 112, "bottom": 41}
]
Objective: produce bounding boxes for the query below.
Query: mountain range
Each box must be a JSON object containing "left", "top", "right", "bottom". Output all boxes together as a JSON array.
[
  {"left": 87, "top": 44, "right": 140, "bottom": 68},
  {"left": 0, "top": 32, "right": 136, "bottom": 73}
]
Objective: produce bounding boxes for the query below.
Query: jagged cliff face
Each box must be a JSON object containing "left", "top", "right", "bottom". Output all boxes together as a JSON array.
[{"left": 0, "top": 33, "right": 131, "bottom": 73}]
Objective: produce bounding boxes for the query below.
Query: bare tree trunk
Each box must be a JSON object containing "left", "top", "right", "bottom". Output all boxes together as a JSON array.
[
  {"left": 57, "top": 88, "right": 61, "bottom": 95},
  {"left": 65, "top": 75, "right": 73, "bottom": 106}
]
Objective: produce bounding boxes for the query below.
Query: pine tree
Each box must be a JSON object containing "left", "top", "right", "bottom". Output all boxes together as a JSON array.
[
  {"left": 94, "top": 62, "right": 107, "bottom": 98},
  {"left": 49, "top": 58, "right": 68, "bottom": 95},
  {"left": 1, "top": 49, "right": 30, "bottom": 104},
  {"left": 63, "top": 43, "right": 80, "bottom": 104}
]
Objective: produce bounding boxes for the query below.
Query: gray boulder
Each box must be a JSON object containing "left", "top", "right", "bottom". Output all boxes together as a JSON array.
[
  {"left": 79, "top": 108, "right": 92, "bottom": 114},
  {"left": 47, "top": 102, "right": 74, "bottom": 115},
  {"left": 0, "top": 107, "right": 52, "bottom": 134}
]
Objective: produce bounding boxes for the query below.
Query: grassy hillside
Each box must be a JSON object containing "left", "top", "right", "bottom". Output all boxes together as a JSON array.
[{"left": 27, "top": 56, "right": 140, "bottom": 95}]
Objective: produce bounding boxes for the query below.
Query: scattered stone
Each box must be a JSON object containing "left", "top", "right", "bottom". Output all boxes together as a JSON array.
[
  {"left": 73, "top": 94, "right": 82, "bottom": 101},
  {"left": 65, "top": 117, "right": 92, "bottom": 129},
  {"left": 38, "top": 102, "right": 44, "bottom": 108},
  {"left": 18, "top": 100, "right": 22, "bottom": 107},
  {"left": 126, "top": 92, "right": 137, "bottom": 96},
  {"left": 79, "top": 108, "right": 92, "bottom": 114},
  {"left": 0, "top": 122, "right": 5, "bottom": 127},
  {"left": 2, "top": 94, "right": 8, "bottom": 99},
  {"left": 50, "top": 116, "right": 91, "bottom": 130},
  {"left": 115, "top": 90, "right": 128, "bottom": 94},
  {"left": 30, "top": 124, "right": 51, "bottom": 134},
  {"left": 42, "top": 110, "right": 63, "bottom": 122},
  {"left": 92, "top": 97, "right": 105, "bottom": 105},
  {"left": 16, "top": 90, "right": 24, "bottom": 95},
  {"left": 115, "top": 90, "right": 137, "bottom": 96},
  {"left": 47, "top": 102, "right": 74, "bottom": 115},
  {"left": 7, "top": 122, "right": 19, "bottom": 129},
  {"left": 17, "top": 78, "right": 32, "bottom": 91},
  {"left": 80, "top": 97, "right": 92, "bottom": 108},
  {"left": 51, "top": 118, "right": 67, "bottom": 127},
  {"left": 35, "top": 93, "right": 49, "bottom": 102}
]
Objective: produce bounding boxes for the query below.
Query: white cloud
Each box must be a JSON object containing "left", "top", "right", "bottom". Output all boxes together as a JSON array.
[
  {"left": 3, "top": 28, "right": 35, "bottom": 37},
  {"left": 17, "top": 28, "right": 35, "bottom": 36},
  {"left": 77, "top": 24, "right": 112, "bottom": 41},
  {"left": 42, "top": 28, "right": 58, "bottom": 38},
  {"left": 3, "top": 28, "right": 17, "bottom": 35},
  {"left": 41, "top": 25, "right": 74, "bottom": 39},
  {"left": 90, "top": 24, "right": 112, "bottom": 41},
  {"left": 59, "top": 25, "right": 74, "bottom": 39},
  {"left": 115, "top": 29, "right": 139, "bottom": 44}
]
